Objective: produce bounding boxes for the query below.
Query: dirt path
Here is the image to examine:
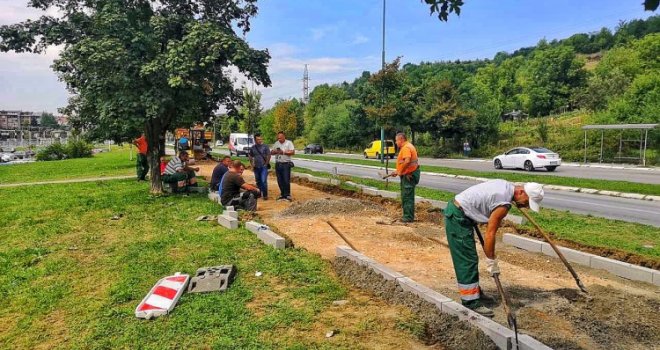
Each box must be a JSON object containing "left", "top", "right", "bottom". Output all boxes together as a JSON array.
[{"left": 197, "top": 162, "right": 660, "bottom": 350}]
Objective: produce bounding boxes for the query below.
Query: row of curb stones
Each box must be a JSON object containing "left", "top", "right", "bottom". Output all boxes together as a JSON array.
[
  {"left": 336, "top": 246, "right": 551, "bottom": 350},
  {"left": 298, "top": 157, "right": 659, "bottom": 202},
  {"left": 502, "top": 234, "right": 660, "bottom": 287}
]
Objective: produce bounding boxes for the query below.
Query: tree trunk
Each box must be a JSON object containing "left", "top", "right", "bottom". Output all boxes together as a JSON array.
[{"left": 145, "top": 118, "right": 165, "bottom": 194}]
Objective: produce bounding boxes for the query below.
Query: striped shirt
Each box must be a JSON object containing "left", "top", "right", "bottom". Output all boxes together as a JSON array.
[{"left": 164, "top": 156, "right": 184, "bottom": 175}]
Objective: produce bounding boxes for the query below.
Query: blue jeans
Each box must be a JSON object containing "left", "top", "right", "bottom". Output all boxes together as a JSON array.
[
  {"left": 275, "top": 162, "right": 291, "bottom": 198},
  {"left": 254, "top": 166, "right": 268, "bottom": 198}
]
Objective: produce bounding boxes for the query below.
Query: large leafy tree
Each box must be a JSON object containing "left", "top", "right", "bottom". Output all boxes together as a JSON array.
[
  {"left": 0, "top": 0, "right": 270, "bottom": 193},
  {"left": 361, "top": 58, "right": 415, "bottom": 134},
  {"left": 239, "top": 87, "right": 263, "bottom": 136},
  {"left": 272, "top": 99, "right": 303, "bottom": 139}
]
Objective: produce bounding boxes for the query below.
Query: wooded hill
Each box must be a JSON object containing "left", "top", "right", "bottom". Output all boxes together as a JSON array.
[{"left": 245, "top": 16, "right": 660, "bottom": 162}]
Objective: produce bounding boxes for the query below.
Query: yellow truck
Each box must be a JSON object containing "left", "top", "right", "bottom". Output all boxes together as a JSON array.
[{"left": 363, "top": 140, "right": 396, "bottom": 159}]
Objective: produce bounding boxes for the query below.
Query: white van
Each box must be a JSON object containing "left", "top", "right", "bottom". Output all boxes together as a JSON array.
[{"left": 228, "top": 133, "right": 255, "bottom": 156}]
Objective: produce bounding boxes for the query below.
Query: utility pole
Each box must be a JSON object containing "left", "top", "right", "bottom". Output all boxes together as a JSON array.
[
  {"left": 380, "top": 0, "right": 386, "bottom": 164},
  {"left": 302, "top": 64, "right": 310, "bottom": 104}
]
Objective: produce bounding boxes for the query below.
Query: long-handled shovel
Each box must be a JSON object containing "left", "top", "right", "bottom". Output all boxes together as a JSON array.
[
  {"left": 515, "top": 205, "right": 588, "bottom": 294},
  {"left": 473, "top": 225, "right": 519, "bottom": 347},
  {"left": 327, "top": 221, "right": 359, "bottom": 252}
]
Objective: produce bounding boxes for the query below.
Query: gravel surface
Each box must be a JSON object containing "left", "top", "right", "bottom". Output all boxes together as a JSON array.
[{"left": 279, "top": 198, "right": 381, "bottom": 217}]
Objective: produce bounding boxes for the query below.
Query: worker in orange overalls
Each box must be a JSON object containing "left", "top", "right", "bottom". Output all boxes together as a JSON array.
[
  {"left": 133, "top": 133, "right": 149, "bottom": 181},
  {"left": 390, "top": 132, "right": 420, "bottom": 222}
]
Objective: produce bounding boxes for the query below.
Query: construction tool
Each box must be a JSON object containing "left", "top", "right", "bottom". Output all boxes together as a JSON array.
[
  {"left": 473, "top": 224, "right": 519, "bottom": 347},
  {"left": 515, "top": 205, "right": 588, "bottom": 294},
  {"left": 327, "top": 221, "right": 359, "bottom": 251}
]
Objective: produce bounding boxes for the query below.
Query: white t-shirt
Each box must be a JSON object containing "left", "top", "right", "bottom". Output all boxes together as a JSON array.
[
  {"left": 273, "top": 140, "right": 295, "bottom": 163},
  {"left": 455, "top": 180, "right": 514, "bottom": 223}
]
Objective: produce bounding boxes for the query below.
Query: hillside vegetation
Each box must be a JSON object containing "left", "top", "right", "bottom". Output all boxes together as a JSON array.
[{"left": 240, "top": 16, "right": 660, "bottom": 164}]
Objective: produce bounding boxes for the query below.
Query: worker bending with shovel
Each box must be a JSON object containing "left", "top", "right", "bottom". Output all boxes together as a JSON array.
[
  {"left": 388, "top": 132, "right": 420, "bottom": 223},
  {"left": 445, "top": 180, "right": 544, "bottom": 317}
]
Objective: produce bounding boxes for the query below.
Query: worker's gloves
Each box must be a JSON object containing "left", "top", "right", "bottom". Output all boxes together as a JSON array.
[{"left": 485, "top": 258, "right": 500, "bottom": 276}]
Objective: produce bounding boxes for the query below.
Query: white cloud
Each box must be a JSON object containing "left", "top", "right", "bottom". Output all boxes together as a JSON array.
[
  {"left": 352, "top": 34, "right": 369, "bottom": 45},
  {"left": 310, "top": 24, "right": 339, "bottom": 41}
]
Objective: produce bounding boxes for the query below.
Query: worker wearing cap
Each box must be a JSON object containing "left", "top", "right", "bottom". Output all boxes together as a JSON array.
[
  {"left": 445, "top": 180, "right": 544, "bottom": 317},
  {"left": 390, "top": 132, "right": 420, "bottom": 223}
]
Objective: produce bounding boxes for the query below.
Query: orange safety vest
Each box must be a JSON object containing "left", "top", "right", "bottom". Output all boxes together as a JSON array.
[{"left": 396, "top": 142, "right": 419, "bottom": 175}]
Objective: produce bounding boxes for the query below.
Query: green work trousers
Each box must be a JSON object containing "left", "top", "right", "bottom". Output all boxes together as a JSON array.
[
  {"left": 162, "top": 171, "right": 195, "bottom": 192},
  {"left": 136, "top": 153, "right": 149, "bottom": 180},
  {"left": 444, "top": 199, "right": 481, "bottom": 308},
  {"left": 400, "top": 167, "right": 421, "bottom": 222}
]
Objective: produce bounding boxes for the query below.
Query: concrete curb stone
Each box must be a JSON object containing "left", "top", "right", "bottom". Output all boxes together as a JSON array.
[
  {"left": 541, "top": 244, "right": 594, "bottom": 266},
  {"left": 590, "top": 256, "right": 654, "bottom": 283},
  {"left": 503, "top": 233, "right": 658, "bottom": 285},
  {"left": 223, "top": 210, "right": 238, "bottom": 219},
  {"left": 503, "top": 234, "right": 544, "bottom": 253},
  {"left": 217, "top": 215, "right": 238, "bottom": 230},
  {"left": 517, "top": 334, "right": 554, "bottom": 350},
  {"left": 245, "top": 221, "right": 285, "bottom": 249}
]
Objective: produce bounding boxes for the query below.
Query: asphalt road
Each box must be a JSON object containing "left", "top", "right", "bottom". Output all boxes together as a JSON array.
[
  {"left": 316, "top": 152, "right": 660, "bottom": 185},
  {"left": 292, "top": 158, "right": 660, "bottom": 227}
]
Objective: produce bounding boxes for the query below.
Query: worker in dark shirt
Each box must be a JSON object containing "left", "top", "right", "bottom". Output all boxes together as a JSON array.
[
  {"left": 220, "top": 160, "right": 260, "bottom": 211},
  {"left": 210, "top": 156, "right": 232, "bottom": 191}
]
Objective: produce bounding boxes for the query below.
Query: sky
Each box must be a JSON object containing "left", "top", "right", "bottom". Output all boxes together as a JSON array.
[{"left": 0, "top": 0, "right": 656, "bottom": 113}]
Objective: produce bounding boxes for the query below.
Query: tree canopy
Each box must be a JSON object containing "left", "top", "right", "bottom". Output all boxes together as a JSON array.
[{"left": 0, "top": 0, "right": 271, "bottom": 192}]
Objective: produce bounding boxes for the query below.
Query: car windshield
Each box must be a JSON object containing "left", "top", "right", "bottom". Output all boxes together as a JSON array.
[
  {"left": 531, "top": 147, "right": 553, "bottom": 153},
  {"left": 236, "top": 138, "right": 253, "bottom": 145}
]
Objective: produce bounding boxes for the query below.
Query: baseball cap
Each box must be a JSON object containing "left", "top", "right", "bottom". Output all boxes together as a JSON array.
[{"left": 524, "top": 182, "right": 544, "bottom": 212}]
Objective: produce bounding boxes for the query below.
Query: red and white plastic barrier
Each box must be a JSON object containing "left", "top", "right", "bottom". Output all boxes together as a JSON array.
[{"left": 135, "top": 273, "right": 190, "bottom": 319}]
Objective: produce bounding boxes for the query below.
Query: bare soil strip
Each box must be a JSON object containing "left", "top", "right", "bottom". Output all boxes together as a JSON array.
[{"left": 198, "top": 163, "right": 660, "bottom": 350}]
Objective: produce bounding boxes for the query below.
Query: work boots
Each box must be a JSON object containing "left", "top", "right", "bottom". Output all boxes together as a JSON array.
[{"left": 472, "top": 305, "right": 495, "bottom": 318}]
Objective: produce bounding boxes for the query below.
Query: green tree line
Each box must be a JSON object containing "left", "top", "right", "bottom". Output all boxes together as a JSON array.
[{"left": 254, "top": 16, "right": 659, "bottom": 158}]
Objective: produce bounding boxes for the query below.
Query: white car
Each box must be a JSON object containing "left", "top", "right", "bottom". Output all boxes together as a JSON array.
[{"left": 493, "top": 147, "right": 561, "bottom": 172}]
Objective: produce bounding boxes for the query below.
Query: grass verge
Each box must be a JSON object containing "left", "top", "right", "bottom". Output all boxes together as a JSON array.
[
  {"left": 0, "top": 146, "right": 134, "bottom": 184},
  {"left": 293, "top": 166, "right": 660, "bottom": 264},
  {"left": 296, "top": 154, "right": 660, "bottom": 196},
  {"left": 0, "top": 179, "right": 428, "bottom": 349}
]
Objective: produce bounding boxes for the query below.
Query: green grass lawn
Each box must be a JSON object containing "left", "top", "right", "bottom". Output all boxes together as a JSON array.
[
  {"left": 0, "top": 179, "right": 426, "bottom": 349},
  {"left": 296, "top": 154, "right": 660, "bottom": 196},
  {"left": 293, "top": 167, "right": 660, "bottom": 263},
  {"left": 0, "top": 147, "right": 134, "bottom": 184}
]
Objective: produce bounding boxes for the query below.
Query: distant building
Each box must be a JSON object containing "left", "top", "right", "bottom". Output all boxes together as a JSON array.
[
  {"left": 501, "top": 110, "right": 529, "bottom": 122},
  {"left": 0, "top": 110, "right": 41, "bottom": 129},
  {"left": 56, "top": 115, "right": 69, "bottom": 126}
]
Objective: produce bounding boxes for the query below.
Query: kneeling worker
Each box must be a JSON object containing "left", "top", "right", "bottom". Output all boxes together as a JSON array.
[
  {"left": 162, "top": 151, "right": 199, "bottom": 192},
  {"left": 220, "top": 160, "right": 261, "bottom": 212},
  {"left": 445, "top": 180, "right": 544, "bottom": 317}
]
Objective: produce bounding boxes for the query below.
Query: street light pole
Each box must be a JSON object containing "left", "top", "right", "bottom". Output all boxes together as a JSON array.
[{"left": 380, "top": 0, "right": 386, "bottom": 164}]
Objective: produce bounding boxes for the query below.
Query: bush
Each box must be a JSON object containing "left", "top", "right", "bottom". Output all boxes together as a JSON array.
[
  {"left": 66, "top": 140, "right": 93, "bottom": 158},
  {"left": 36, "top": 143, "right": 68, "bottom": 161},
  {"left": 293, "top": 137, "right": 308, "bottom": 150},
  {"left": 36, "top": 140, "right": 93, "bottom": 161}
]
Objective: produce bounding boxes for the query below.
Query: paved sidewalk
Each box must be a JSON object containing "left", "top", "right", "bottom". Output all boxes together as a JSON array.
[{"left": 0, "top": 175, "right": 134, "bottom": 188}]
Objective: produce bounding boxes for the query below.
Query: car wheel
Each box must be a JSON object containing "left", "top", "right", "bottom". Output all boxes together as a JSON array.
[
  {"left": 524, "top": 160, "right": 534, "bottom": 172},
  {"left": 389, "top": 155, "right": 394, "bottom": 159},
  {"left": 494, "top": 159, "right": 503, "bottom": 169},
  {"left": 545, "top": 166, "right": 557, "bottom": 172},
  {"left": 364, "top": 152, "right": 368, "bottom": 159}
]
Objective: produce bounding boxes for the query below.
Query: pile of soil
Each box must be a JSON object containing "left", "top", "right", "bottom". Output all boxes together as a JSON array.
[
  {"left": 279, "top": 198, "right": 381, "bottom": 217},
  {"left": 334, "top": 257, "right": 497, "bottom": 350}
]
